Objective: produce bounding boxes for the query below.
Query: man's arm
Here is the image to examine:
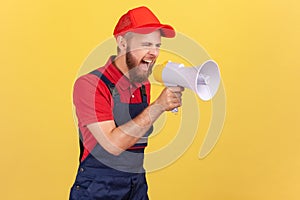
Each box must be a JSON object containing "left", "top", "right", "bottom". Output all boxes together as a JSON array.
[{"left": 87, "top": 86, "right": 184, "bottom": 156}]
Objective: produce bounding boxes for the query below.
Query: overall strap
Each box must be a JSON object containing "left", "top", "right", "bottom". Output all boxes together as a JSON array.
[
  {"left": 89, "top": 70, "right": 118, "bottom": 96},
  {"left": 78, "top": 129, "right": 84, "bottom": 162},
  {"left": 140, "top": 85, "right": 147, "bottom": 103}
]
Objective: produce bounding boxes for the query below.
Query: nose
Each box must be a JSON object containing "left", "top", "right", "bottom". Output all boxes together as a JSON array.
[{"left": 148, "top": 47, "right": 159, "bottom": 57}]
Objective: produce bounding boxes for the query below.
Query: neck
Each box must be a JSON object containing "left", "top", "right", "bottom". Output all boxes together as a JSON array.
[{"left": 114, "top": 54, "right": 129, "bottom": 76}]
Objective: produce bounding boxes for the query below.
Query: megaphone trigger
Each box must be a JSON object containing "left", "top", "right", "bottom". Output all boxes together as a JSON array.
[{"left": 171, "top": 107, "right": 178, "bottom": 113}]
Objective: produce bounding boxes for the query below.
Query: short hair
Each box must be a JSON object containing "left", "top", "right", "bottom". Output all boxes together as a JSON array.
[{"left": 117, "top": 32, "right": 134, "bottom": 54}]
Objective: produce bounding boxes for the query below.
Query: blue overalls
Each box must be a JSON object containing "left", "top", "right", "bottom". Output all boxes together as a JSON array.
[{"left": 69, "top": 70, "right": 153, "bottom": 200}]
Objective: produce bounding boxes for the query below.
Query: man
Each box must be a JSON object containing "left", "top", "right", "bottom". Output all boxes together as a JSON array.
[{"left": 69, "top": 6, "right": 184, "bottom": 200}]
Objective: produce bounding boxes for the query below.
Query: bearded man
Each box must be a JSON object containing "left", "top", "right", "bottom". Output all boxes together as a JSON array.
[{"left": 69, "top": 6, "right": 183, "bottom": 200}]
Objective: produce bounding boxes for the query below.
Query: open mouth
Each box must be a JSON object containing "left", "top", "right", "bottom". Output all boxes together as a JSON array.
[{"left": 140, "top": 59, "right": 153, "bottom": 70}]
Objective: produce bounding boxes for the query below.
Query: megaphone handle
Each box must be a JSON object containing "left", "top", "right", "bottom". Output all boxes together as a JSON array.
[{"left": 164, "top": 83, "right": 180, "bottom": 113}]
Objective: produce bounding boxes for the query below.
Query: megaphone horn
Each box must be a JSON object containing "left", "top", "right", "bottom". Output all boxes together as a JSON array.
[{"left": 153, "top": 60, "right": 221, "bottom": 101}]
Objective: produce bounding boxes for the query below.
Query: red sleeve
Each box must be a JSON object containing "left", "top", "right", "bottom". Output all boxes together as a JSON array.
[{"left": 73, "top": 74, "right": 114, "bottom": 127}]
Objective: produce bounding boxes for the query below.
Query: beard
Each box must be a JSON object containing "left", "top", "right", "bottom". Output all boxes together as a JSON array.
[{"left": 126, "top": 49, "right": 155, "bottom": 83}]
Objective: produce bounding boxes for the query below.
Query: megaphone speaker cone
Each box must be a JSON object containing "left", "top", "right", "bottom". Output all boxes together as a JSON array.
[{"left": 195, "top": 60, "right": 221, "bottom": 101}]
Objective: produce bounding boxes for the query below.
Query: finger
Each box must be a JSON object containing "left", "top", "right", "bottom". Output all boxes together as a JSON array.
[
  {"left": 171, "top": 94, "right": 182, "bottom": 104},
  {"left": 172, "top": 90, "right": 183, "bottom": 100},
  {"left": 174, "top": 92, "right": 183, "bottom": 98},
  {"left": 168, "top": 86, "right": 185, "bottom": 92}
]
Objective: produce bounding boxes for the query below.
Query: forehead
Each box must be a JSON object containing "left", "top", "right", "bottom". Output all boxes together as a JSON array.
[{"left": 127, "top": 30, "right": 161, "bottom": 44}]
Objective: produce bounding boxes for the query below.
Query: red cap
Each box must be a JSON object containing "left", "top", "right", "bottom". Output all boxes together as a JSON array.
[{"left": 113, "top": 6, "right": 175, "bottom": 38}]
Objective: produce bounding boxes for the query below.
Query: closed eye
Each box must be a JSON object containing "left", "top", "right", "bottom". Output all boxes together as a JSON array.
[
  {"left": 141, "top": 42, "right": 152, "bottom": 47},
  {"left": 141, "top": 42, "right": 162, "bottom": 48}
]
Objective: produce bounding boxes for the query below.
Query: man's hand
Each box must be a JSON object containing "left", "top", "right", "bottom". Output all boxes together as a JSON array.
[{"left": 153, "top": 86, "right": 185, "bottom": 112}]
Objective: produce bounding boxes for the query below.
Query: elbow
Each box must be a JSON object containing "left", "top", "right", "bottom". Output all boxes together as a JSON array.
[
  {"left": 101, "top": 141, "right": 125, "bottom": 156},
  {"left": 107, "top": 148, "right": 124, "bottom": 156},
  {"left": 104, "top": 136, "right": 133, "bottom": 156}
]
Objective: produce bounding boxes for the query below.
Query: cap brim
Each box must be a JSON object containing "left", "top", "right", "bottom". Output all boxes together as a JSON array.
[{"left": 131, "top": 24, "right": 175, "bottom": 38}]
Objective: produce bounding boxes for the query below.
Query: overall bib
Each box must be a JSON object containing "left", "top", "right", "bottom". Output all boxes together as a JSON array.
[{"left": 70, "top": 70, "right": 153, "bottom": 200}]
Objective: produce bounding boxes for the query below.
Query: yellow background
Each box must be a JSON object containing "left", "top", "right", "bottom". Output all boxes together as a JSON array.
[{"left": 1, "top": 0, "right": 299, "bottom": 199}]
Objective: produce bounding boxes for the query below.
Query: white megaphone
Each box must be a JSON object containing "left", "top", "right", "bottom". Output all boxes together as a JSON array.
[{"left": 153, "top": 60, "right": 221, "bottom": 111}]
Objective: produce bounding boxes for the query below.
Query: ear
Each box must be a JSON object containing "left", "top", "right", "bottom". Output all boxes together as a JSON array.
[{"left": 116, "top": 35, "right": 127, "bottom": 51}]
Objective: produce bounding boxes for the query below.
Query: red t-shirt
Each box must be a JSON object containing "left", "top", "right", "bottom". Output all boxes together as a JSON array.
[{"left": 73, "top": 56, "right": 151, "bottom": 161}]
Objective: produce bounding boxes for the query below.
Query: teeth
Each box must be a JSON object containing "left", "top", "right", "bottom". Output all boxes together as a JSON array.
[{"left": 143, "top": 59, "right": 152, "bottom": 63}]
